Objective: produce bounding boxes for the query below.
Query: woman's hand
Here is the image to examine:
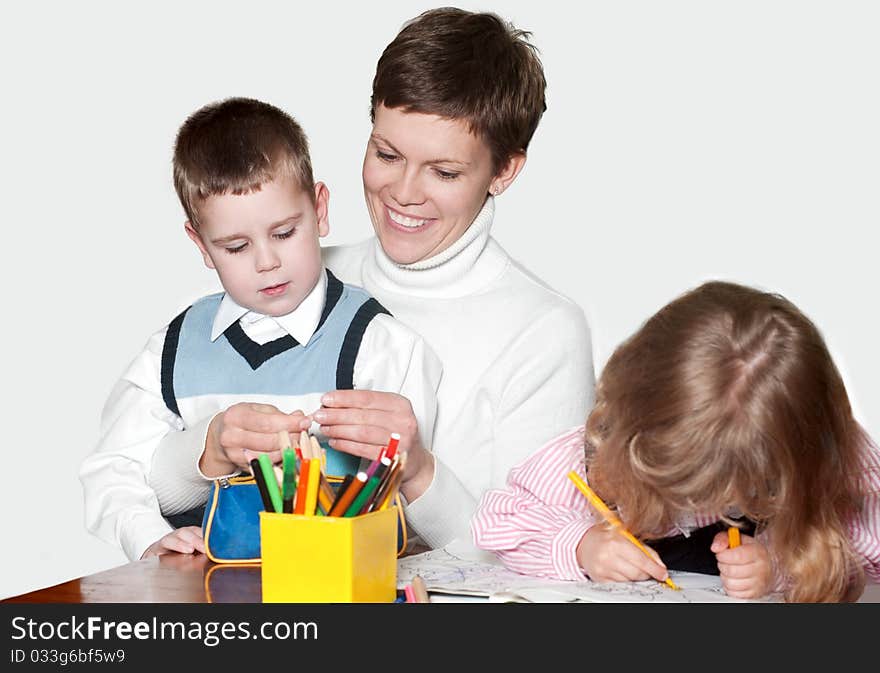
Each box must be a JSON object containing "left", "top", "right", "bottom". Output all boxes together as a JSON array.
[
  {"left": 711, "top": 532, "right": 773, "bottom": 599},
  {"left": 576, "top": 525, "right": 670, "bottom": 584},
  {"left": 313, "top": 390, "right": 434, "bottom": 501},
  {"left": 202, "top": 403, "right": 311, "bottom": 476},
  {"left": 141, "top": 526, "right": 205, "bottom": 559}
]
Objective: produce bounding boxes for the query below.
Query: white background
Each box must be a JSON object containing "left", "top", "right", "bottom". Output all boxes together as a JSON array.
[{"left": 2, "top": 1, "right": 877, "bottom": 599}]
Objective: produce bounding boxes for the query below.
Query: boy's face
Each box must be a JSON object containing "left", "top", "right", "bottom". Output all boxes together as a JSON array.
[
  {"left": 362, "top": 105, "right": 506, "bottom": 265},
  {"left": 186, "top": 175, "right": 329, "bottom": 317}
]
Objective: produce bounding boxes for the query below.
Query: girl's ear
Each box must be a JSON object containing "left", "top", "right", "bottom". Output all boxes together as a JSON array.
[
  {"left": 184, "top": 221, "right": 216, "bottom": 270},
  {"left": 489, "top": 152, "right": 527, "bottom": 197}
]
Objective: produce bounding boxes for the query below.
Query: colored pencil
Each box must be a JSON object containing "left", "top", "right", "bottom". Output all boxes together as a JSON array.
[
  {"left": 293, "top": 459, "right": 311, "bottom": 515},
  {"left": 249, "top": 458, "right": 274, "bottom": 512},
  {"left": 278, "top": 430, "right": 292, "bottom": 451},
  {"left": 365, "top": 454, "right": 392, "bottom": 480},
  {"left": 281, "top": 448, "right": 297, "bottom": 513},
  {"left": 300, "top": 430, "right": 313, "bottom": 459},
  {"left": 317, "top": 472, "right": 335, "bottom": 514},
  {"left": 376, "top": 466, "right": 404, "bottom": 512},
  {"left": 411, "top": 575, "right": 430, "bottom": 603},
  {"left": 328, "top": 474, "right": 354, "bottom": 513},
  {"left": 304, "top": 458, "right": 321, "bottom": 516},
  {"left": 566, "top": 470, "right": 679, "bottom": 590},
  {"left": 404, "top": 585, "right": 417, "bottom": 603},
  {"left": 257, "top": 453, "right": 283, "bottom": 513},
  {"left": 385, "top": 432, "right": 401, "bottom": 460},
  {"left": 344, "top": 475, "right": 382, "bottom": 517},
  {"left": 728, "top": 527, "right": 741, "bottom": 548},
  {"left": 368, "top": 456, "right": 401, "bottom": 513},
  {"left": 328, "top": 471, "right": 368, "bottom": 516},
  {"left": 309, "top": 436, "right": 324, "bottom": 471}
]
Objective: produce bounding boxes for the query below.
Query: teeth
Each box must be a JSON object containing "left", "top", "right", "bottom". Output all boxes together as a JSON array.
[{"left": 388, "top": 209, "right": 427, "bottom": 228}]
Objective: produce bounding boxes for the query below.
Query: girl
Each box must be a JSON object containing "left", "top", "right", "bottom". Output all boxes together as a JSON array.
[{"left": 472, "top": 281, "right": 880, "bottom": 602}]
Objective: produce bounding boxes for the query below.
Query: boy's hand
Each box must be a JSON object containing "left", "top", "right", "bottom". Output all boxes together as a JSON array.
[
  {"left": 711, "top": 531, "right": 773, "bottom": 599},
  {"left": 202, "top": 403, "right": 311, "bottom": 477},
  {"left": 576, "top": 525, "right": 670, "bottom": 584},
  {"left": 141, "top": 526, "right": 205, "bottom": 559},
  {"left": 313, "top": 390, "right": 434, "bottom": 501}
]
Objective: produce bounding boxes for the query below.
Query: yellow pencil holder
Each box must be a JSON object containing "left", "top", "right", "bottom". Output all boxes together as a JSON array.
[{"left": 260, "top": 507, "right": 398, "bottom": 603}]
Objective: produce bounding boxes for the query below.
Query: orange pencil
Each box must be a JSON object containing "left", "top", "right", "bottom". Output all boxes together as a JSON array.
[
  {"left": 728, "top": 527, "right": 741, "bottom": 548},
  {"left": 567, "top": 470, "right": 679, "bottom": 590},
  {"left": 293, "top": 459, "right": 311, "bottom": 515},
  {"left": 317, "top": 472, "right": 335, "bottom": 514},
  {"left": 328, "top": 471, "right": 368, "bottom": 516}
]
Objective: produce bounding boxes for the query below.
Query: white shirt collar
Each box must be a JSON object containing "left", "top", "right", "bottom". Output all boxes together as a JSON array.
[{"left": 210, "top": 267, "right": 328, "bottom": 344}]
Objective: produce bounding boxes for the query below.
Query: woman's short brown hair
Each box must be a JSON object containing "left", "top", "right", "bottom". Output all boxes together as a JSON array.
[
  {"left": 173, "top": 97, "right": 315, "bottom": 228},
  {"left": 371, "top": 7, "right": 547, "bottom": 175}
]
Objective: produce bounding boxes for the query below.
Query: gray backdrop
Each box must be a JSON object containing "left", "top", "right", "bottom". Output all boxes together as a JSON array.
[{"left": 2, "top": 0, "right": 877, "bottom": 598}]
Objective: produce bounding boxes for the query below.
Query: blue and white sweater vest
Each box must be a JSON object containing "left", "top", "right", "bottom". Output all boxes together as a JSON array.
[{"left": 161, "top": 269, "right": 389, "bottom": 493}]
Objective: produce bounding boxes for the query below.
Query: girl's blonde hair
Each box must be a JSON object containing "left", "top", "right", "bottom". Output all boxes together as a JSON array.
[{"left": 586, "top": 281, "right": 867, "bottom": 602}]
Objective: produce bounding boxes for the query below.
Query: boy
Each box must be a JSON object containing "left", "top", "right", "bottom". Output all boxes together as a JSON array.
[{"left": 79, "top": 98, "right": 441, "bottom": 561}]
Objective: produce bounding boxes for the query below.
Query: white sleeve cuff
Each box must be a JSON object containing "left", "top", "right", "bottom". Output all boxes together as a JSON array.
[
  {"left": 148, "top": 415, "right": 221, "bottom": 516},
  {"left": 120, "top": 512, "right": 175, "bottom": 562},
  {"left": 402, "top": 459, "right": 476, "bottom": 549}
]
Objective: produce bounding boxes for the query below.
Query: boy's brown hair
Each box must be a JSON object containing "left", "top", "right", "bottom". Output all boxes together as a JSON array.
[
  {"left": 585, "top": 281, "right": 869, "bottom": 602},
  {"left": 173, "top": 97, "right": 315, "bottom": 228},
  {"left": 371, "top": 7, "right": 546, "bottom": 174}
]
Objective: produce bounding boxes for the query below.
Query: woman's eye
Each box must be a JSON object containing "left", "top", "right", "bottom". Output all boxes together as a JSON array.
[
  {"left": 274, "top": 229, "right": 295, "bottom": 240},
  {"left": 225, "top": 243, "right": 247, "bottom": 254},
  {"left": 376, "top": 150, "right": 398, "bottom": 162},
  {"left": 435, "top": 169, "right": 460, "bottom": 180}
]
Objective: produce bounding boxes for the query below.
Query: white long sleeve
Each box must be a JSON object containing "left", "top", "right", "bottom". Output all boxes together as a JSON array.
[{"left": 79, "top": 328, "right": 181, "bottom": 561}]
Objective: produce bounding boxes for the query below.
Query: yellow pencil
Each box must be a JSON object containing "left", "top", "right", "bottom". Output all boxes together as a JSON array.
[
  {"left": 567, "top": 470, "right": 679, "bottom": 590},
  {"left": 728, "top": 526, "right": 741, "bottom": 548},
  {"left": 304, "top": 458, "right": 321, "bottom": 516},
  {"left": 309, "top": 436, "right": 325, "bottom": 473}
]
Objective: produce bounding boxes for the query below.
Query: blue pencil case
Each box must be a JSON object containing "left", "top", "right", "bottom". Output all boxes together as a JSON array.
[{"left": 202, "top": 475, "right": 407, "bottom": 563}]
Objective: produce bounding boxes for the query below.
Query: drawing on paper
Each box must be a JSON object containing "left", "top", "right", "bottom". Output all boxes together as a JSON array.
[{"left": 397, "top": 547, "right": 781, "bottom": 603}]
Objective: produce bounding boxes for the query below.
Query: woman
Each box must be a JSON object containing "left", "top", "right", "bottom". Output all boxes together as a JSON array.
[{"left": 150, "top": 8, "right": 594, "bottom": 551}]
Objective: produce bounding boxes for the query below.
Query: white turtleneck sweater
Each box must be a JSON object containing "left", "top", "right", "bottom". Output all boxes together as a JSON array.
[
  {"left": 148, "top": 197, "right": 595, "bottom": 549},
  {"left": 322, "top": 197, "right": 595, "bottom": 547}
]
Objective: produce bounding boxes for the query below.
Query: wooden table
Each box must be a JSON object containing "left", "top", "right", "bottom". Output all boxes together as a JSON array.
[
  {"left": 3, "top": 554, "right": 255, "bottom": 603},
  {"left": 5, "top": 553, "right": 880, "bottom": 603}
]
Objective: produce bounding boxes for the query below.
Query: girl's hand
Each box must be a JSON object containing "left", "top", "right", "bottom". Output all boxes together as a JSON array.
[
  {"left": 711, "top": 531, "right": 773, "bottom": 599},
  {"left": 313, "top": 390, "right": 434, "bottom": 501},
  {"left": 576, "top": 525, "right": 670, "bottom": 584},
  {"left": 141, "top": 526, "right": 205, "bottom": 559}
]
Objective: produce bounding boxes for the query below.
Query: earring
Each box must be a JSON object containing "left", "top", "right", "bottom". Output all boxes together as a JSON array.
[{"left": 492, "top": 185, "right": 502, "bottom": 196}]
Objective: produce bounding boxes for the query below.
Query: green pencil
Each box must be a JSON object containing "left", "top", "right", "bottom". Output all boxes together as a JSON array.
[
  {"left": 257, "top": 453, "right": 283, "bottom": 514},
  {"left": 281, "top": 448, "right": 297, "bottom": 513},
  {"left": 343, "top": 475, "right": 382, "bottom": 517}
]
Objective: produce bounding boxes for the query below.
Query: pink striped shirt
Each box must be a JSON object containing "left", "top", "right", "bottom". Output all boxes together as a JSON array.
[{"left": 471, "top": 425, "right": 880, "bottom": 584}]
